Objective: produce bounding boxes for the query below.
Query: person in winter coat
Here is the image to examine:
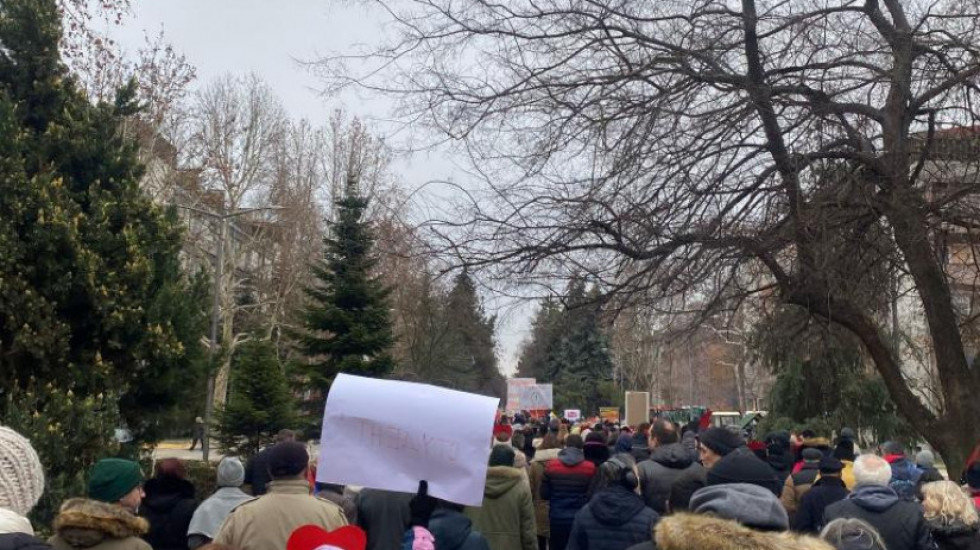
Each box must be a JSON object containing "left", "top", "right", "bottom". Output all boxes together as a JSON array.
[
  {"left": 187, "top": 457, "right": 254, "bottom": 549},
  {"left": 541, "top": 435, "right": 596, "bottom": 550},
  {"left": 528, "top": 434, "right": 561, "bottom": 550},
  {"left": 636, "top": 420, "right": 705, "bottom": 515},
  {"left": 49, "top": 459, "right": 151, "bottom": 550},
  {"left": 465, "top": 446, "right": 536, "bottom": 550},
  {"left": 139, "top": 458, "right": 197, "bottom": 550},
  {"left": 567, "top": 454, "right": 658, "bottom": 550},
  {"left": 314, "top": 483, "right": 358, "bottom": 525},
  {"left": 430, "top": 504, "right": 492, "bottom": 550},
  {"left": 358, "top": 489, "right": 412, "bottom": 550},
  {"left": 793, "top": 437, "right": 833, "bottom": 474},
  {"left": 823, "top": 454, "right": 935, "bottom": 550},
  {"left": 821, "top": 518, "right": 888, "bottom": 550},
  {"left": 213, "top": 442, "right": 347, "bottom": 550},
  {"left": 765, "top": 431, "right": 795, "bottom": 483},
  {"left": 696, "top": 427, "right": 745, "bottom": 470},
  {"left": 704, "top": 446, "right": 783, "bottom": 496},
  {"left": 795, "top": 456, "right": 850, "bottom": 533},
  {"left": 921, "top": 480, "right": 980, "bottom": 550},
  {"left": 243, "top": 429, "right": 296, "bottom": 496},
  {"left": 630, "top": 425, "right": 651, "bottom": 463},
  {"left": 916, "top": 451, "right": 946, "bottom": 486},
  {"left": 781, "top": 447, "right": 823, "bottom": 521},
  {"left": 583, "top": 432, "right": 610, "bottom": 469},
  {"left": 0, "top": 426, "right": 51, "bottom": 550},
  {"left": 882, "top": 441, "right": 924, "bottom": 501},
  {"left": 833, "top": 441, "right": 858, "bottom": 489}
]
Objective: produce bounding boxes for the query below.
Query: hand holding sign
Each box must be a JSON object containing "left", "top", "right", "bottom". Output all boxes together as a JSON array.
[{"left": 317, "top": 374, "right": 499, "bottom": 506}]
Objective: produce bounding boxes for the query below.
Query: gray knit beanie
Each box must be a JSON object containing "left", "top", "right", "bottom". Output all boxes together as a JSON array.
[
  {"left": 216, "top": 457, "right": 245, "bottom": 487},
  {"left": 0, "top": 426, "right": 45, "bottom": 516},
  {"left": 915, "top": 450, "right": 935, "bottom": 469}
]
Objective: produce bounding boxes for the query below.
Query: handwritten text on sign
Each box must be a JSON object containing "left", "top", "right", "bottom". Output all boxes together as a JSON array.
[{"left": 317, "top": 374, "right": 499, "bottom": 507}]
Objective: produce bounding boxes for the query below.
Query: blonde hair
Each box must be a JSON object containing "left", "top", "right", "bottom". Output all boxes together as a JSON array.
[{"left": 921, "top": 480, "right": 980, "bottom": 527}]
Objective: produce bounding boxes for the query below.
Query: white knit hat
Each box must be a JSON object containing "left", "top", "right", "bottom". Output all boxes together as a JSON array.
[{"left": 0, "top": 426, "right": 45, "bottom": 516}]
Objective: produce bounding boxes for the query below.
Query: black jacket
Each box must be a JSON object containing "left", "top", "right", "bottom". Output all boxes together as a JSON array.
[
  {"left": 637, "top": 443, "right": 705, "bottom": 514},
  {"left": 357, "top": 488, "right": 413, "bottom": 550},
  {"left": 824, "top": 485, "right": 934, "bottom": 550},
  {"left": 794, "top": 476, "right": 849, "bottom": 533},
  {"left": 584, "top": 442, "right": 611, "bottom": 468},
  {"left": 428, "top": 509, "right": 491, "bottom": 550},
  {"left": 631, "top": 434, "right": 651, "bottom": 463},
  {"left": 0, "top": 534, "right": 52, "bottom": 550},
  {"left": 243, "top": 446, "right": 274, "bottom": 495},
  {"left": 567, "top": 485, "right": 660, "bottom": 550},
  {"left": 928, "top": 521, "right": 980, "bottom": 550},
  {"left": 140, "top": 476, "right": 197, "bottom": 550}
]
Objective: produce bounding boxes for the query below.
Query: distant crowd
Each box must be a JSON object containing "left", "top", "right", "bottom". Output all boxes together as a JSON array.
[{"left": 3, "top": 415, "right": 980, "bottom": 550}]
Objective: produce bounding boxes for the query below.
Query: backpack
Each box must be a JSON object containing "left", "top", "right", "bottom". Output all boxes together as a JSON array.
[{"left": 889, "top": 461, "right": 922, "bottom": 501}]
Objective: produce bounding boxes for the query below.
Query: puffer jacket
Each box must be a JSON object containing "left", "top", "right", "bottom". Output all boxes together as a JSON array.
[
  {"left": 780, "top": 463, "right": 820, "bottom": 520},
  {"left": 465, "top": 467, "right": 536, "bottom": 550},
  {"left": 566, "top": 485, "right": 659, "bottom": 550},
  {"left": 541, "top": 448, "right": 597, "bottom": 526},
  {"left": 824, "top": 485, "right": 934, "bottom": 550},
  {"left": 636, "top": 443, "right": 705, "bottom": 514},
  {"left": 428, "top": 509, "right": 491, "bottom": 550},
  {"left": 139, "top": 476, "right": 197, "bottom": 550},
  {"left": 928, "top": 521, "right": 980, "bottom": 550},
  {"left": 48, "top": 499, "right": 151, "bottom": 550},
  {"left": 529, "top": 448, "right": 560, "bottom": 537}
]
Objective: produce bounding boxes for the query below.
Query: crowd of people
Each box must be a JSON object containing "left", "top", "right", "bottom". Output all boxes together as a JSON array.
[{"left": 3, "top": 416, "right": 980, "bottom": 550}]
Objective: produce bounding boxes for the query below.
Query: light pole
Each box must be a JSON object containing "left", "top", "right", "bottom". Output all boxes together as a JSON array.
[{"left": 176, "top": 203, "right": 284, "bottom": 462}]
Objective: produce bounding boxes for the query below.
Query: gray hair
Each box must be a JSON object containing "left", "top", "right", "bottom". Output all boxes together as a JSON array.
[
  {"left": 821, "top": 518, "right": 887, "bottom": 550},
  {"left": 853, "top": 455, "right": 892, "bottom": 487}
]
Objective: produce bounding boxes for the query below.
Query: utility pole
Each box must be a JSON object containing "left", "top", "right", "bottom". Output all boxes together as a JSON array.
[{"left": 176, "top": 203, "right": 284, "bottom": 462}]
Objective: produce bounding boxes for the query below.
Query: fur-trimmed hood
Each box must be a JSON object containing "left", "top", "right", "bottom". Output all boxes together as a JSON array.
[
  {"left": 655, "top": 513, "right": 833, "bottom": 550},
  {"left": 52, "top": 499, "right": 149, "bottom": 548}
]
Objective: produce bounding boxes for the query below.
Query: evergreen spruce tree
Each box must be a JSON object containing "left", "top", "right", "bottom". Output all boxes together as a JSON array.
[
  {"left": 0, "top": 0, "right": 207, "bottom": 525},
  {"left": 217, "top": 340, "right": 296, "bottom": 457},
  {"left": 298, "top": 173, "right": 394, "bottom": 424},
  {"left": 442, "top": 272, "right": 504, "bottom": 397}
]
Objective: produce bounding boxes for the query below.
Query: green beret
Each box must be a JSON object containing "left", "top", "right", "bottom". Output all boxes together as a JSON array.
[{"left": 88, "top": 458, "right": 143, "bottom": 503}]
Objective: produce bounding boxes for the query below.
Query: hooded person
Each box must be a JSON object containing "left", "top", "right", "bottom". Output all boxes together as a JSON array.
[
  {"left": 187, "top": 457, "right": 254, "bottom": 549},
  {"left": 465, "top": 446, "right": 536, "bottom": 550},
  {"left": 920, "top": 480, "right": 980, "bottom": 550},
  {"left": 795, "top": 456, "right": 850, "bottom": 533},
  {"left": 49, "top": 459, "right": 151, "bottom": 550},
  {"left": 541, "top": 435, "right": 596, "bottom": 550},
  {"left": 583, "top": 432, "right": 610, "bottom": 469},
  {"left": 823, "top": 454, "right": 935, "bottom": 550},
  {"left": 566, "top": 454, "right": 658, "bottom": 550},
  {"left": 704, "top": 446, "right": 783, "bottom": 496},
  {"left": 139, "top": 458, "right": 197, "bottom": 550},
  {"left": 652, "top": 483, "right": 832, "bottom": 550},
  {"left": 881, "top": 441, "right": 924, "bottom": 501},
  {"left": 781, "top": 447, "right": 823, "bottom": 521},
  {"left": 0, "top": 426, "right": 50, "bottom": 550},
  {"left": 637, "top": 420, "right": 705, "bottom": 515},
  {"left": 528, "top": 434, "right": 561, "bottom": 550}
]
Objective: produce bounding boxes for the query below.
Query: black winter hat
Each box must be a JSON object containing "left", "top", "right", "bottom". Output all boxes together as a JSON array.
[
  {"left": 802, "top": 448, "right": 823, "bottom": 462},
  {"left": 706, "top": 448, "right": 783, "bottom": 496},
  {"left": 489, "top": 445, "right": 516, "bottom": 467},
  {"left": 819, "top": 456, "right": 844, "bottom": 473},
  {"left": 267, "top": 441, "right": 309, "bottom": 478},
  {"left": 700, "top": 427, "right": 745, "bottom": 457}
]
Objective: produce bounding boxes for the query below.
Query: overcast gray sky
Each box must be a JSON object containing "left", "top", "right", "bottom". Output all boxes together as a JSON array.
[{"left": 108, "top": 0, "right": 531, "bottom": 375}]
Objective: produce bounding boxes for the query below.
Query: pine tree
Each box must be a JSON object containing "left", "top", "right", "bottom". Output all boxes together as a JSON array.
[
  {"left": 442, "top": 272, "right": 504, "bottom": 397},
  {"left": 298, "top": 173, "right": 394, "bottom": 424},
  {"left": 216, "top": 340, "right": 297, "bottom": 457},
  {"left": 516, "top": 297, "right": 564, "bottom": 382}
]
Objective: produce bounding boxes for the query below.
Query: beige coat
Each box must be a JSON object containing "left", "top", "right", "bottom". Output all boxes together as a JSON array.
[
  {"left": 48, "top": 498, "right": 151, "bottom": 550},
  {"left": 213, "top": 479, "right": 347, "bottom": 550},
  {"left": 656, "top": 513, "right": 833, "bottom": 550},
  {"left": 528, "top": 448, "right": 560, "bottom": 538}
]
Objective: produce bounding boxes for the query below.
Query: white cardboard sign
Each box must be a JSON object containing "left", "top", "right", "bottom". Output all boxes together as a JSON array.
[
  {"left": 564, "top": 409, "right": 581, "bottom": 421},
  {"left": 317, "top": 374, "right": 500, "bottom": 507}
]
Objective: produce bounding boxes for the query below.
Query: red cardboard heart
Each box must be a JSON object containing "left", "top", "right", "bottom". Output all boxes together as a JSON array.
[{"left": 287, "top": 525, "right": 367, "bottom": 550}]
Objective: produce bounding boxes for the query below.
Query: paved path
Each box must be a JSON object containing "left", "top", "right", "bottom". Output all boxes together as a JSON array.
[{"left": 151, "top": 440, "right": 320, "bottom": 463}]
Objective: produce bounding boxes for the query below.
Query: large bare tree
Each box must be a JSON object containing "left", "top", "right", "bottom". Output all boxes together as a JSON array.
[{"left": 324, "top": 0, "right": 980, "bottom": 473}]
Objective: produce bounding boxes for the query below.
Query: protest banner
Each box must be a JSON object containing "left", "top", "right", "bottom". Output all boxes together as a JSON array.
[
  {"left": 564, "top": 409, "right": 581, "bottom": 421},
  {"left": 317, "top": 374, "right": 499, "bottom": 506},
  {"left": 599, "top": 407, "right": 620, "bottom": 424},
  {"left": 521, "top": 383, "right": 553, "bottom": 410},
  {"left": 506, "top": 378, "right": 536, "bottom": 411},
  {"left": 625, "top": 391, "right": 650, "bottom": 427}
]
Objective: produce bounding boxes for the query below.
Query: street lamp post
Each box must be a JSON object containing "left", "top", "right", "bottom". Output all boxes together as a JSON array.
[{"left": 176, "top": 203, "right": 284, "bottom": 462}]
